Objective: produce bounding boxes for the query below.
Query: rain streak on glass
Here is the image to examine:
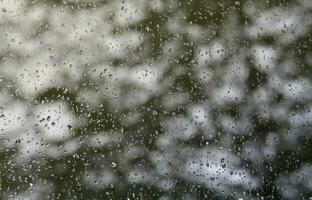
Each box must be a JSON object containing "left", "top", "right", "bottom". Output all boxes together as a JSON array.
[{"left": 0, "top": 0, "right": 312, "bottom": 199}]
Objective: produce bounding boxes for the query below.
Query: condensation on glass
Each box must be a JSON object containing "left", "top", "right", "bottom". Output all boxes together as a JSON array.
[{"left": 0, "top": 0, "right": 312, "bottom": 199}]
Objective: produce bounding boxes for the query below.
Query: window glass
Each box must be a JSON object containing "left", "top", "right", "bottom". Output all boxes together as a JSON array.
[{"left": 0, "top": 0, "right": 312, "bottom": 199}]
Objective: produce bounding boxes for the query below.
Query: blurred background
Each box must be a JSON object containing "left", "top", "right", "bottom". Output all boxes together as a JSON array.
[{"left": 0, "top": 0, "right": 312, "bottom": 199}]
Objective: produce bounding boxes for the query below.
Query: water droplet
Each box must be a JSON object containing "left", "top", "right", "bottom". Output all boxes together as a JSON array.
[{"left": 110, "top": 162, "right": 117, "bottom": 168}]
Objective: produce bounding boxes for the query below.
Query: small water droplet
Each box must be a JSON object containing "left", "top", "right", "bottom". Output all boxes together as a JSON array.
[
  {"left": 110, "top": 162, "right": 117, "bottom": 168},
  {"left": 2, "top": 8, "right": 6, "bottom": 12}
]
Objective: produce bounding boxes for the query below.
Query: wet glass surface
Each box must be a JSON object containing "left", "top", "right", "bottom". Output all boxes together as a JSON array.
[{"left": 0, "top": 0, "right": 312, "bottom": 199}]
